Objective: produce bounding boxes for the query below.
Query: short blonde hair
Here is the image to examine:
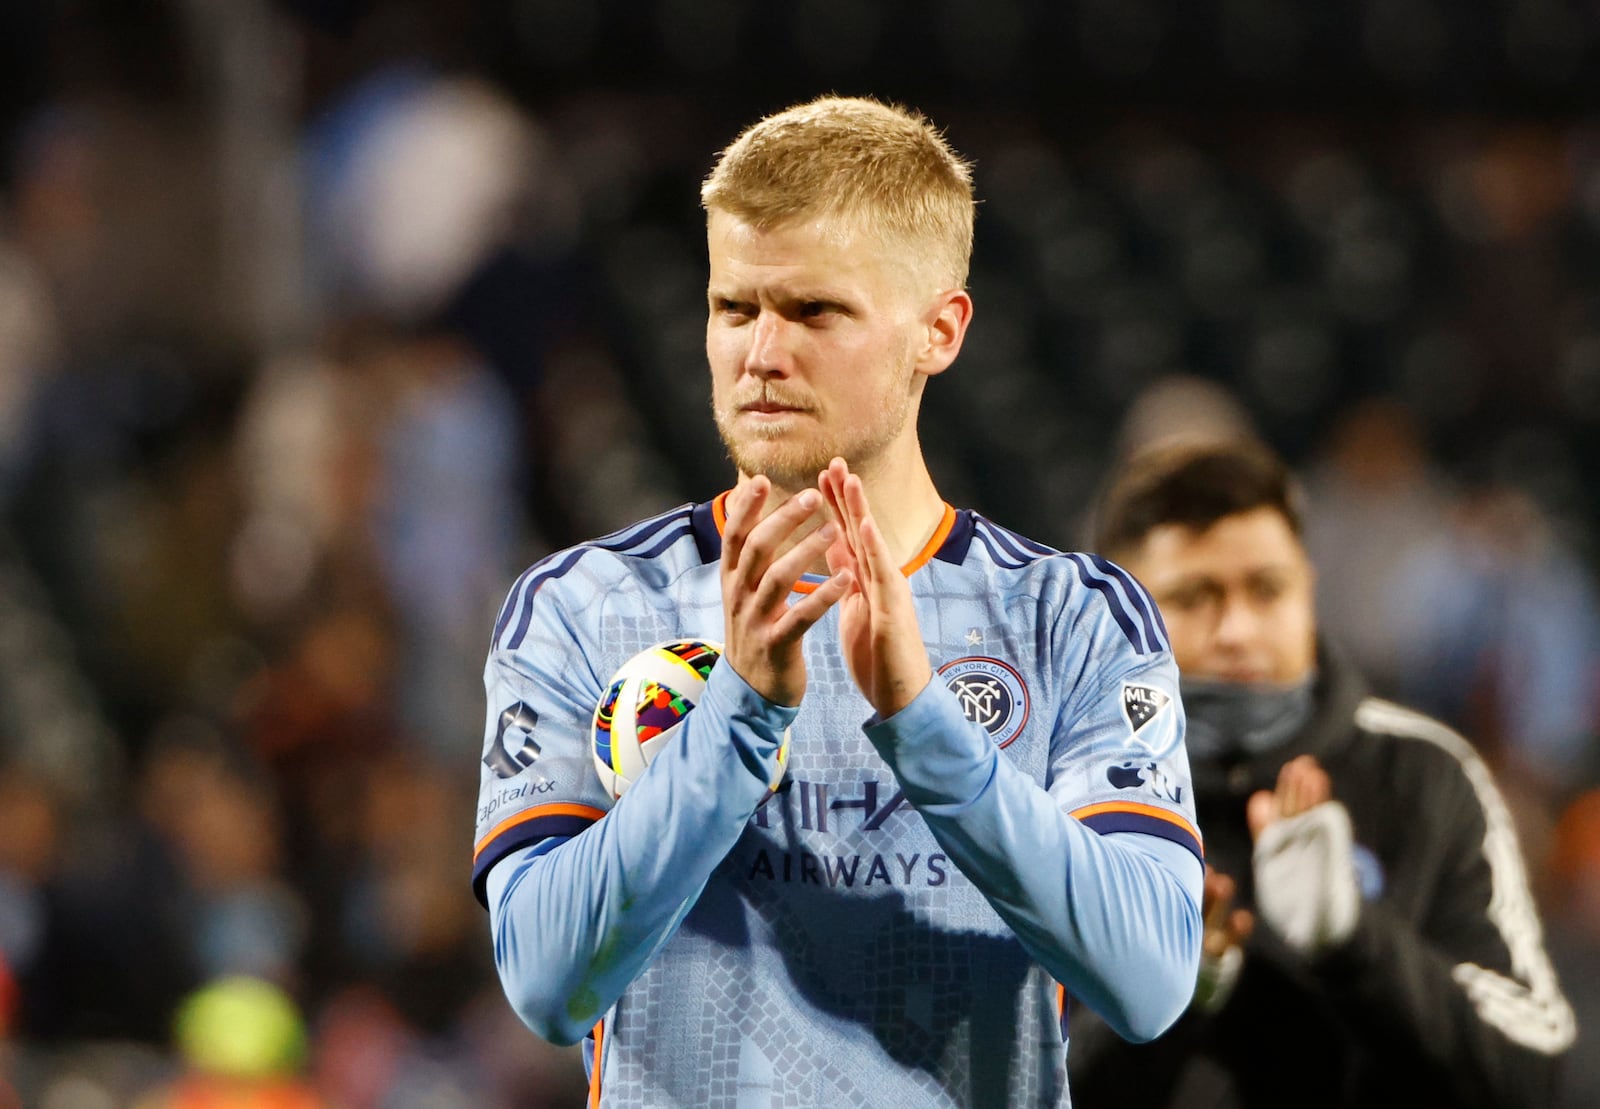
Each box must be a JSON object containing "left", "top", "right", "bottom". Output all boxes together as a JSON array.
[{"left": 701, "top": 95, "right": 975, "bottom": 290}]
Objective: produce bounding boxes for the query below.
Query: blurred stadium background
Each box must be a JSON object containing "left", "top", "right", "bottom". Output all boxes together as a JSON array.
[{"left": 0, "top": 1, "right": 1598, "bottom": 1106}]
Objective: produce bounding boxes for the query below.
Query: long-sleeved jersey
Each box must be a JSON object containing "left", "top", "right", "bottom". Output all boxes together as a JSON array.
[
  {"left": 1067, "top": 644, "right": 1576, "bottom": 1108},
  {"left": 474, "top": 497, "right": 1204, "bottom": 1107}
]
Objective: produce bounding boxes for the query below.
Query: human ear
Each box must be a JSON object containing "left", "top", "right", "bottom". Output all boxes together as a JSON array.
[{"left": 916, "top": 288, "right": 972, "bottom": 378}]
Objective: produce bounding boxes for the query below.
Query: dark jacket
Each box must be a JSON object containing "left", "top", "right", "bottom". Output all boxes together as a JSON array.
[{"left": 1067, "top": 646, "right": 1574, "bottom": 1108}]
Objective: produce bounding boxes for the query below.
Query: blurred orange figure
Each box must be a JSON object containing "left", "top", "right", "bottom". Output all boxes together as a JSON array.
[{"left": 137, "top": 977, "right": 329, "bottom": 1109}]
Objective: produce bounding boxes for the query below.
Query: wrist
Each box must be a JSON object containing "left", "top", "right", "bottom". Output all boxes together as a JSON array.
[{"left": 1193, "top": 944, "right": 1244, "bottom": 1013}]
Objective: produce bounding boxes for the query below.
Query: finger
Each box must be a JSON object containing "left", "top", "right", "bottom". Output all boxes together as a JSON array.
[
  {"left": 822, "top": 460, "right": 867, "bottom": 567},
  {"left": 1246, "top": 789, "right": 1279, "bottom": 840},
  {"left": 824, "top": 524, "right": 858, "bottom": 578},
  {"left": 1276, "top": 755, "right": 1311, "bottom": 818},
  {"left": 817, "top": 470, "right": 851, "bottom": 561},
  {"left": 722, "top": 478, "right": 771, "bottom": 573},
  {"left": 772, "top": 567, "right": 854, "bottom": 641},
  {"left": 837, "top": 471, "right": 896, "bottom": 591},
  {"left": 1230, "top": 908, "right": 1255, "bottom": 944},
  {"left": 1303, "top": 757, "right": 1332, "bottom": 807},
  {"left": 736, "top": 488, "right": 825, "bottom": 588},
  {"left": 856, "top": 512, "right": 904, "bottom": 598},
  {"left": 752, "top": 519, "right": 838, "bottom": 613},
  {"left": 1203, "top": 870, "right": 1236, "bottom": 926},
  {"left": 1277, "top": 760, "right": 1302, "bottom": 819},
  {"left": 1280, "top": 755, "right": 1329, "bottom": 819}
]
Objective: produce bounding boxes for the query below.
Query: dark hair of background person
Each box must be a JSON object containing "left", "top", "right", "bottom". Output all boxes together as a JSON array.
[{"left": 1095, "top": 439, "right": 1306, "bottom": 560}]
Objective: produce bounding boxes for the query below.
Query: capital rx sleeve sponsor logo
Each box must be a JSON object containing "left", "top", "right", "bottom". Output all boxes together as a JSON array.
[
  {"left": 938, "top": 656, "right": 1030, "bottom": 748},
  {"left": 484, "top": 701, "right": 542, "bottom": 779}
]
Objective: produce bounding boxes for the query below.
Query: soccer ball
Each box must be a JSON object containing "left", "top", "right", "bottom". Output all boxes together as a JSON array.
[{"left": 590, "top": 638, "right": 788, "bottom": 799}]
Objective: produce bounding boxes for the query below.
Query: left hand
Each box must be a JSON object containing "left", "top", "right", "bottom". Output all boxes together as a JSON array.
[
  {"left": 818, "top": 458, "right": 933, "bottom": 718},
  {"left": 1247, "top": 754, "right": 1360, "bottom": 953},
  {"left": 1246, "top": 754, "right": 1332, "bottom": 839}
]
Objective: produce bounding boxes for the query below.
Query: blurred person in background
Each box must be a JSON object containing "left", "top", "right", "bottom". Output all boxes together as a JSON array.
[
  {"left": 1069, "top": 437, "right": 1575, "bottom": 1108},
  {"left": 135, "top": 976, "right": 326, "bottom": 1109},
  {"left": 1304, "top": 401, "right": 1600, "bottom": 795},
  {"left": 1384, "top": 479, "right": 1600, "bottom": 793},
  {"left": 1547, "top": 789, "right": 1600, "bottom": 1108},
  {"left": 1300, "top": 398, "right": 1454, "bottom": 699}
]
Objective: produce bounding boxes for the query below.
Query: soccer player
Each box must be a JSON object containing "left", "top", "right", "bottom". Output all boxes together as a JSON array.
[
  {"left": 473, "top": 96, "right": 1203, "bottom": 1106},
  {"left": 1068, "top": 438, "right": 1576, "bottom": 1108}
]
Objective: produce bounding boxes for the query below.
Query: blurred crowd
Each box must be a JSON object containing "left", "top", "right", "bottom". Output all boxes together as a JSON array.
[{"left": 0, "top": 1, "right": 1598, "bottom": 1107}]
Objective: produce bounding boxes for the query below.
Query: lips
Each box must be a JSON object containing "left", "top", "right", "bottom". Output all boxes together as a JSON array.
[{"left": 736, "top": 389, "right": 810, "bottom": 415}]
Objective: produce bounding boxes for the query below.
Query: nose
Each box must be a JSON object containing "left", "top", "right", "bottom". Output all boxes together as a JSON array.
[
  {"left": 1212, "top": 593, "right": 1259, "bottom": 651},
  {"left": 744, "top": 310, "right": 792, "bottom": 378}
]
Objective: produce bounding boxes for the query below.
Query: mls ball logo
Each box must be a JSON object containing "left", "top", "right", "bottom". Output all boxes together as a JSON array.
[
  {"left": 484, "top": 701, "right": 542, "bottom": 779},
  {"left": 939, "top": 656, "right": 1030, "bottom": 749}
]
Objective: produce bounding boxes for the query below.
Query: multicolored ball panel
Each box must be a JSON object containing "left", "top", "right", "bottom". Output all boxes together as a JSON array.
[
  {"left": 633, "top": 680, "right": 692, "bottom": 742},
  {"left": 592, "top": 677, "right": 626, "bottom": 772},
  {"left": 590, "top": 638, "right": 724, "bottom": 800}
]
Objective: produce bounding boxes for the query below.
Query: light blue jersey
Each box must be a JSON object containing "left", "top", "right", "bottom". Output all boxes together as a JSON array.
[{"left": 475, "top": 496, "right": 1203, "bottom": 1107}]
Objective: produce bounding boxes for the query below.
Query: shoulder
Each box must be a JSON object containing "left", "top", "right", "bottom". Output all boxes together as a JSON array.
[
  {"left": 953, "top": 513, "right": 1169, "bottom": 659},
  {"left": 1353, "top": 697, "right": 1477, "bottom": 767},
  {"left": 1349, "top": 696, "right": 1504, "bottom": 814},
  {"left": 490, "top": 503, "right": 709, "bottom": 652}
]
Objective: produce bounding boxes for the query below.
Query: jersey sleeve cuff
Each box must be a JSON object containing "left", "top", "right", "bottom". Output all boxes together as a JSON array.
[
  {"left": 861, "top": 677, "right": 991, "bottom": 807},
  {"left": 701, "top": 657, "right": 803, "bottom": 744}
]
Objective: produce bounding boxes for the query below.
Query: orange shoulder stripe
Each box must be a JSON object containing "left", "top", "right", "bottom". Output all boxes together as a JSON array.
[
  {"left": 473, "top": 802, "right": 606, "bottom": 861},
  {"left": 1070, "top": 800, "right": 1203, "bottom": 847}
]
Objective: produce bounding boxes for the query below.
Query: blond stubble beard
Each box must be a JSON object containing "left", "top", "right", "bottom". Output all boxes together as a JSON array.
[{"left": 713, "top": 377, "right": 917, "bottom": 494}]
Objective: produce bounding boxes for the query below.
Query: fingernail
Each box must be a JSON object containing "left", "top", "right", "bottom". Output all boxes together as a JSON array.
[{"left": 819, "top": 523, "right": 836, "bottom": 541}]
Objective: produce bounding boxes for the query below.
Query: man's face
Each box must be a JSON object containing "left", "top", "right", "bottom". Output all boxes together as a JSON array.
[
  {"left": 1121, "top": 507, "right": 1317, "bottom": 685},
  {"left": 705, "top": 209, "right": 937, "bottom": 492}
]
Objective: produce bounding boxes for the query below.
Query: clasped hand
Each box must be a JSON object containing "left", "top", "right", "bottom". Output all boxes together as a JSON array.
[{"left": 719, "top": 458, "right": 932, "bottom": 718}]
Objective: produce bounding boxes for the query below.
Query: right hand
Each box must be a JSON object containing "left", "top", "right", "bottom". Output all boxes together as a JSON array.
[
  {"left": 1193, "top": 865, "right": 1254, "bottom": 1011},
  {"left": 1203, "top": 866, "right": 1254, "bottom": 960},
  {"left": 720, "top": 477, "right": 852, "bottom": 706}
]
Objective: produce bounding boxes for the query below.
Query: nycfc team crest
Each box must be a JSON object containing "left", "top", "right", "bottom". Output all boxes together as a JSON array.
[{"left": 940, "top": 656, "right": 1030, "bottom": 748}]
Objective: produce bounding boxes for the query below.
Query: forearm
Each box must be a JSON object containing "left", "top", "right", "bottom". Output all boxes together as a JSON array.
[
  {"left": 865, "top": 681, "right": 1204, "bottom": 1042},
  {"left": 1314, "top": 902, "right": 1570, "bottom": 1108},
  {"left": 488, "top": 665, "right": 792, "bottom": 1044}
]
